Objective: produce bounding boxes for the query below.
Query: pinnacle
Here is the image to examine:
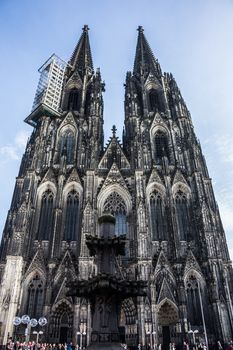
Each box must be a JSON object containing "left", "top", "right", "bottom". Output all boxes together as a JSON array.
[
  {"left": 82, "top": 24, "right": 89, "bottom": 32},
  {"left": 137, "top": 25, "right": 144, "bottom": 33},
  {"left": 133, "top": 26, "right": 162, "bottom": 79},
  {"left": 69, "top": 25, "right": 94, "bottom": 74},
  {"left": 111, "top": 125, "right": 117, "bottom": 137}
]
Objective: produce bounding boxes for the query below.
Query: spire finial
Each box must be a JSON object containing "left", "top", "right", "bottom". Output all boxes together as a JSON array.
[
  {"left": 112, "top": 125, "right": 117, "bottom": 137},
  {"left": 137, "top": 26, "right": 144, "bottom": 33},
  {"left": 133, "top": 26, "right": 161, "bottom": 78},
  {"left": 69, "top": 25, "right": 93, "bottom": 74},
  {"left": 82, "top": 25, "right": 89, "bottom": 32}
]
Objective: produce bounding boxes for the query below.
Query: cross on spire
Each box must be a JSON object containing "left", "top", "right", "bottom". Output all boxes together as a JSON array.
[
  {"left": 82, "top": 25, "right": 89, "bottom": 32},
  {"left": 111, "top": 125, "right": 117, "bottom": 137},
  {"left": 137, "top": 26, "right": 144, "bottom": 33}
]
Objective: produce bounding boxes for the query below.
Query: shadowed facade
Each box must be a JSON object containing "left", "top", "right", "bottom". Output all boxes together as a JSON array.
[{"left": 0, "top": 25, "right": 232, "bottom": 348}]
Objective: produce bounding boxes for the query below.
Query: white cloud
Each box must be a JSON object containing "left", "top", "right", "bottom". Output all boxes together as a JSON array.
[
  {"left": 15, "top": 130, "right": 30, "bottom": 149},
  {"left": 0, "top": 130, "right": 30, "bottom": 163},
  {"left": 215, "top": 135, "right": 233, "bottom": 164},
  {"left": 0, "top": 146, "right": 20, "bottom": 161},
  {"left": 219, "top": 202, "right": 233, "bottom": 233},
  {"left": 228, "top": 249, "right": 233, "bottom": 262}
]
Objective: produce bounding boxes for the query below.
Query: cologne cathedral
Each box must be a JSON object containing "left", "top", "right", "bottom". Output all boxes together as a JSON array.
[{"left": 0, "top": 25, "right": 232, "bottom": 349}]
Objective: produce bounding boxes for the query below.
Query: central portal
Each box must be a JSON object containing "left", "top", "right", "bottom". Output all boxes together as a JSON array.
[
  {"left": 67, "top": 214, "right": 146, "bottom": 350},
  {"left": 162, "top": 326, "right": 171, "bottom": 350},
  {"left": 157, "top": 299, "right": 179, "bottom": 350}
]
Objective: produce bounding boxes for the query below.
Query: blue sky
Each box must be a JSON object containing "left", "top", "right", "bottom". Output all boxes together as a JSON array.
[{"left": 0, "top": 0, "right": 233, "bottom": 257}]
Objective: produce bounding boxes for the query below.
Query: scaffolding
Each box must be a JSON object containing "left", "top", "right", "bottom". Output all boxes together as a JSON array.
[{"left": 32, "top": 54, "right": 67, "bottom": 113}]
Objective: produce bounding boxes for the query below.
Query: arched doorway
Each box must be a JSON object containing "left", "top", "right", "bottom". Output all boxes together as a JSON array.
[
  {"left": 50, "top": 300, "right": 73, "bottom": 344},
  {"left": 119, "top": 298, "right": 137, "bottom": 348},
  {"left": 157, "top": 299, "right": 179, "bottom": 350},
  {"left": 60, "top": 312, "right": 69, "bottom": 344}
]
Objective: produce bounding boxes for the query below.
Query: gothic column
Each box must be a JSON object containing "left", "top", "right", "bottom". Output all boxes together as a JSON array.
[
  {"left": 0, "top": 256, "right": 24, "bottom": 345},
  {"left": 150, "top": 282, "right": 158, "bottom": 345},
  {"left": 137, "top": 297, "right": 146, "bottom": 348},
  {"left": 223, "top": 268, "right": 233, "bottom": 335},
  {"left": 87, "top": 300, "right": 91, "bottom": 346},
  {"left": 177, "top": 278, "right": 188, "bottom": 342},
  {"left": 72, "top": 298, "right": 80, "bottom": 344}
]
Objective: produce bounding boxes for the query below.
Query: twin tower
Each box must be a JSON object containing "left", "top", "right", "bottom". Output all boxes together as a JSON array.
[{"left": 0, "top": 25, "right": 232, "bottom": 348}]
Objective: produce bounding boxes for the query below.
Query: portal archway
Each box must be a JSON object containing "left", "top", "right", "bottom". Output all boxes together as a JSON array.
[
  {"left": 49, "top": 300, "right": 73, "bottom": 343},
  {"left": 157, "top": 299, "right": 179, "bottom": 350},
  {"left": 119, "top": 298, "right": 137, "bottom": 347}
]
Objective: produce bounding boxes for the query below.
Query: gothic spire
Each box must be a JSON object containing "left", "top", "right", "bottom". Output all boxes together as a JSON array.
[
  {"left": 133, "top": 26, "right": 161, "bottom": 78},
  {"left": 69, "top": 25, "right": 94, "bottom": 74}
]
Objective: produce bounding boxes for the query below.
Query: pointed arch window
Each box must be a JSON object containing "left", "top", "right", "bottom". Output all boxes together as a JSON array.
[
  {"left": 59, "top": 129, "right": 75, "bottom": 164},
  {"left": 150, "top": 191, "right": 165, "bottom": 240},
  {"left": 149, "top": 89, "right": 160, "bottom": 112},
  {"left": 85, "top": 89, "right": 92, "bottom": 116},
  {"left": 26, "top": 274, "right": 44, "bottom": 318},
  {"left": 103, "top": 192, "right": 127, "bottom": 236},
  {"left": 175, "top": 190, "right": 189, "bottom": 241},
  {"left": 67, "top": 89, "right": 81, "bottom": 111},
  {"left": 64, "top": 190, "right": 80, "bottom": 241},
  {"left": 185, "top": 275, "right": 202, "bottom": 326},
  {"left": 49, "top": 301, "right": 73, "bottom": 343},
  {"left": 135, "top": 89, "right": 143, "bottom": 114},
  {"left": 154, "top": 131, "right": 170, "bottom": 164},
  {"left": 37, "top": 190, "right": 54, "bottom": 240}
]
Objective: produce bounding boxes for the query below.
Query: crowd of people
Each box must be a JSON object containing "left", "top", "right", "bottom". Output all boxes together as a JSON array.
[
  {"left": 4, "top": 339, "right": 233, "bottom": 350},
  {"left": 6, "top": 341, "right": 80, "bottom": 350}
]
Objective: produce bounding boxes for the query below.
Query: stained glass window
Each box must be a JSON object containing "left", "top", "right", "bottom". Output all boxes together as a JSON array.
[
  {"left": 27, "top": 274, "right": 44, "bottom": 318},
  {"left": 37, "top": 190, "right": 54, "bottom": 240},
  {"left": 103, "top": 192, "right": 127, "bottom": 236},
  {"left": 150, "top": 192, "right": 165, "bottom": 240},
  {"left": 59, "top": 129, "right": 75, "bottom": 164},
  {"left": 175, "top": 190, "right": 189, "bottom": 241},
  {"left": 64, "top": 190, "right": 80, "bottom": 241}
]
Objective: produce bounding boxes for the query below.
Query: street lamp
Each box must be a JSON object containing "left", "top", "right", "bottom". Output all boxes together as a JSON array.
[
  {"left": 32, "top": 330, "right": 44, "bottom": 343},
  {"left": 77, "top": 331, "right": 87, "bottom": 349},
  {"left": 13, "top": 315, "right": 47, "bottom": 342},
  {"left": 188, "top": 330, "right": 199, "bottom": 347}
]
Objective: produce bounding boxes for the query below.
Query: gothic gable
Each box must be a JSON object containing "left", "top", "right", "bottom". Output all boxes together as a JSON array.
[
  {"left": 147, "top": 167, "right": 164, "bottom": 187},
  {"left": 184, "top": 249, "right": 202, "bottom": 277},
  {"left": 153, "top": 250, "right": 175, "bottom": 283},
  {"left": 41, "top": 167, "right": 57, "bottom": 185},
  {"left": 53, "top": 277, "right": 73, "bottom": 305},
  {"left": 99, "top": 162, "right": 130, "bottom": 193},
  {"left": 66, "top": 71, "right": 83, "bottom": 89},
  {"left": 150, "top": 112, "right": 168, "bottom": 131},
  {"left": 145, "top": 72, "right": 162, "bottom": 90},
  {"left": 157, "top": 277, "right": 176, "bottom": 304},
  {"left": 58, "top": 112, "right": 77, "bottom": 131},
  {"left": 172, "top": 169, "right": 189, "bottom": 187},
  {"left": 98, "top": 136, "right": 130, "bottom": 170},
  {"left": 24, "top": 247, "right": 47, "bottom": 280},
  {"left": 66, "top": 168, "right": 82, "bottom": 185},
  {"left": 53, "top": 250, "right": 77, "bottom": 285}
]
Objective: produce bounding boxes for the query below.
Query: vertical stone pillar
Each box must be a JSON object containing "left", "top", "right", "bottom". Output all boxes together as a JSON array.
[
  {"left": 87, "top": 301, "right": 91, "bottom": 346},
  {"left": 223, "top": 269, "right": 233, "bottom": 334},
  {"left": 50, "top": 208, "right": 62, "bottom": 258},
  {"left": 72, "top": 298, "right": 80, "bottom": 344},
  {"left": 137, "top": 297, "right": 146, "bottom": 348},
  {"left": 0, "top": 256, "right": 24, "bottom": 345},
  {"left": 150, "top": 283, "right": 158, "bottom": 345},
  {"left": 177, "top": 279, "right": 188, "bottom": 342}
]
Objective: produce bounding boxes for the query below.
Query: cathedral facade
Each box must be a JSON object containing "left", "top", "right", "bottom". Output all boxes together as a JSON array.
[{"left": 0, "top": 26, "right": 232, "bottom": 348}]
